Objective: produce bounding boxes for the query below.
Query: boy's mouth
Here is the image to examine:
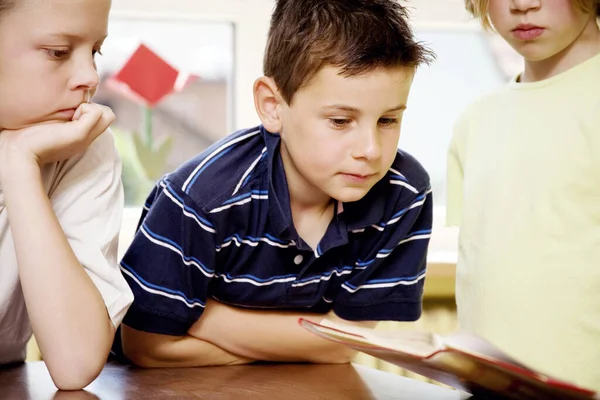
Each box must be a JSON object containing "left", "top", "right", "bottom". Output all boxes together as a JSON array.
[
  {"left": 54, "top": 108, "right": 77, "bottom": 119},
  {"left": 339, "top": 172, "right": 377, "bottom": 183},
  {"left": 512, "top": 24, "right": 545, "bottom": 41}
]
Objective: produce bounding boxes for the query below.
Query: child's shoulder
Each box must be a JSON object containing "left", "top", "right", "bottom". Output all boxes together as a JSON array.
[
  {"left": 347, "top": 149, "right": 431, "bottom": 231},
  {"left": 163, "top": 126, "right": 267, "bottom": 209},
  {"left": 50, "top": 128, "right": 121, "bottom": 181},
  {"left": 367, "top": 149, "right": 430, "bottom": 208},
  {"left": 388, "top": 148, "right": 430, "bottom": 195}
]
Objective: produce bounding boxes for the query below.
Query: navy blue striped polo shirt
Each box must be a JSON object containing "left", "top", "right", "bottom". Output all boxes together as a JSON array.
[{"left": 119, "top": 125, "right": 433, "bottom": 336}]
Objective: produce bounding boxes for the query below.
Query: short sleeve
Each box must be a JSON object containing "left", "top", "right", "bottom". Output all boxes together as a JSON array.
[
  {"left": 334, "top": 188, "right": 433, "bottom": 321},
  {"left": 51, "top": 129, "right": 133, "bottom": 328},
  {"left": 446, "top": 112, "right": 468, "bottom": 227},
  {"left": 119, "top": 178, "right": 217, "bottom": 336}
]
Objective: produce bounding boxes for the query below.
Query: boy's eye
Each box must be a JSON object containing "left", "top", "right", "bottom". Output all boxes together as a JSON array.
[
  {"left": 329, "top": 118, "right": 352, "bottom": 128},
  {"left": 45, "top": 49, "right": 70, "bottom": 60},
  {"left": 92, "top": 48, "right": 103, "bottom": 57},
  {"left": 379, "top": 118, "right": 399, "bottom": 126}
]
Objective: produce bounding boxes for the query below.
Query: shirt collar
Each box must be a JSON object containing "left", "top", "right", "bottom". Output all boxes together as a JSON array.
[{"left": 263, "top": 126, "right": 295, "bottom": 240}]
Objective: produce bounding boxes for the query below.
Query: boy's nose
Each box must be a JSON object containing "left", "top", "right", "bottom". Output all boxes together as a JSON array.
[
  {"left": 71, "top": 58, "right": 100, "bottom": 92},
  {"left": 352, "top": 127, "right": 382, "bottom": 161},
  {"left": 510, "top": 0, "right": 541, "bottom": 12},
  {"left": 78, "top": 67, "right": 100, "bottom": 91}
]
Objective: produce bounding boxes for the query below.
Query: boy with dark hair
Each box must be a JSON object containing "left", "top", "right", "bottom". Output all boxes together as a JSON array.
[{"left": 117, "top": 0, "right": 435, "bottom": 367}]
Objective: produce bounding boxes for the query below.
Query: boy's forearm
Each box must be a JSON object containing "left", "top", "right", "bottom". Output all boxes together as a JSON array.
[
  {"left": 188, "top": 300, "right": 373, "bottom": 363},
  {"left": 121, "top": 325, "right": 253, "bottom": 368},
  {"left": 2, "top": 167, "right": 112, "bottom": 390},
  {"left": 132, "top": 336, "right": 252, "bottom": 368}
]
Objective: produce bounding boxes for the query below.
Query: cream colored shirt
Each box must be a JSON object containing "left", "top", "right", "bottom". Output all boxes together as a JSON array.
[
  {"left": 0, "top": 130, "right": 133, "bottom": 364},
  {"left": 447, "top": 52, "right": 600, "bottom": 391}
]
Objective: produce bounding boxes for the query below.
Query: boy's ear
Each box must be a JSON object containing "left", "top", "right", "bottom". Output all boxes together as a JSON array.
[{"left": 253, "top": 76, "right": 284, "bottom": 133}]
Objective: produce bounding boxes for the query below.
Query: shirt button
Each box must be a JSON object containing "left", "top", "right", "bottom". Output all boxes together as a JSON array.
[{"left": 294, "top": 255, "right": 304, "bottom": 265}]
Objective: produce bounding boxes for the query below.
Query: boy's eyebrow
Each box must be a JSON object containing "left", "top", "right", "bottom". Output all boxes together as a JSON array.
[
  {"left": 47, "top": 32, "right": 108, "bottom": 42},
  {"left": 323, "top": 105, "right": 360, "bottom": 112},
  {"left": 384, "top": 105, "right": 407, "bottom": 112},
  {"left": 322, "top": 104, "right": 407, "bottom": 112}
]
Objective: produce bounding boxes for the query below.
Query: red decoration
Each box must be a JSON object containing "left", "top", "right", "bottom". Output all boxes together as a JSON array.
[{"left": 109, "top": 43, "right": 200, "bottom": 107}]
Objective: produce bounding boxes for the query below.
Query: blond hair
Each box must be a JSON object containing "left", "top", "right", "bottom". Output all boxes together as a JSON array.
[{"left": 466, "top": 0, "right": 600, "bottom": 30}]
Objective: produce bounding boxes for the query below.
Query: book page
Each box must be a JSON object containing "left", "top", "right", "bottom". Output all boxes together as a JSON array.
[
  {"left": 442, "top": 331, "right": 529, "bottom": 369},
  {"left": 317, "top": 319, "right": 444, "bottom": 358}
]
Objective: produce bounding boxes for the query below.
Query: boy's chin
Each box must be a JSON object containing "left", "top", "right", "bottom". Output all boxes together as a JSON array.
[
  {"left": 504, "top": 40, "right": 561, "bottom": 62},
  {"left": 8, "top": 118, "right": 70, "bottom": 131},
  {"left": 330, "top": 187, "right": 371, "bottom": 204}
]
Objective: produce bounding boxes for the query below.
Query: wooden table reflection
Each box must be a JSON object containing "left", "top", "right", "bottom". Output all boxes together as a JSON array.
[{"left": 0, "top": 361, "right": 473, "bottom": 399}]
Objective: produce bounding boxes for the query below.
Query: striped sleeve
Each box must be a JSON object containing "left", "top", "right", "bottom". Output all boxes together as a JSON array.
[
  {"left": 333, "top": 189, "right": 433, "bottom": 321},
  {"left": 120, "top": 179, "right": 216, "bottom": 336}
]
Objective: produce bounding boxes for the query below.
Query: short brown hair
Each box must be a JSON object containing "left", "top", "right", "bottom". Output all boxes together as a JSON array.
[
  {"left": 466, "top": 0, "right": 600, "bottom": 30},
  {"left": 263, "top": 0, "right": 434, "bottom": 104}
]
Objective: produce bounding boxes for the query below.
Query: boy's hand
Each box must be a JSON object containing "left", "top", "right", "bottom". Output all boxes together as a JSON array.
[{"left": 0, "top": 103, "right": 114, "bottom": 181}]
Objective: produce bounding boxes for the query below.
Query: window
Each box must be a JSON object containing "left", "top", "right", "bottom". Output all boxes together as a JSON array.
[
  {"left": 96, "top": 17, "right": 235, "bottom": 206},
  {"left": 106, "top": 1, "right": 272, "bottom": 251}
]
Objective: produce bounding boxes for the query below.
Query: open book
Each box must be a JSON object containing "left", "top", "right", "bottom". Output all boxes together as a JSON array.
[{"left": 299, "top": 318, "right": 598, "bottom": 400}]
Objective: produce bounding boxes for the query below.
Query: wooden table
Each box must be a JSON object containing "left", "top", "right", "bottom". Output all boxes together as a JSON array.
[{"left": 0, "top": 361, "right": 473, "bottom": 399}]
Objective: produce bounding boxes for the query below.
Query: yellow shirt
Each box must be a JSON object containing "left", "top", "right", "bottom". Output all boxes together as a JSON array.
[{"left": 447, "top": 52, "right": 600, "bottom": 391}]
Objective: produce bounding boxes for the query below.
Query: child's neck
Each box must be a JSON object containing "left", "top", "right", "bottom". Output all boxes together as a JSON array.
[
  {"left": 288, "top": 185, "right": 335, "bottom": 250},
  {"left": 279, "top": 143, "right": 335, "bottom": 249},
  {"left": 292, "top": 200, "right": 334, "bottom": 245},
  {"left": 521, "top": 18, "right": 600, "bottom": 83}
]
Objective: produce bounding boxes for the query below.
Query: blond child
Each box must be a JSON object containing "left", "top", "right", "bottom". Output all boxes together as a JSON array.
[
  {"left": 0, "top": 0, "right": 132, "bottom": 390},
  {"left": 447, "top": 0, "right": 600, "bottom": 391}
]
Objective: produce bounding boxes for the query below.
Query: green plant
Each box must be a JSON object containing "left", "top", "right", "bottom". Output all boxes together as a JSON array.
[
  {"left": 134, "top": 106, "right": 174, "bottom": 181},
  {"left": 112, "top": 104, "right": 175, "bottom": 206},
  {"left": 112, "top": 126, "right": 156, "bottom": 206}
]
